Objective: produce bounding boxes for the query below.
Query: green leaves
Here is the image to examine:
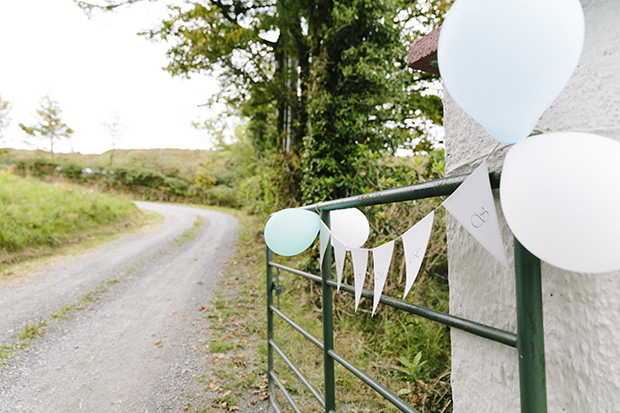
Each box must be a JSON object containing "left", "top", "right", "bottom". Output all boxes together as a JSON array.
[
  {"left": 398, "top": 352, "right": 428, "bottom": 378},
  {"left": 18, "top": 95, "right": 73, "bottom": 160},
  {"left": 0, "top": 95, "right": 10, "bottom": 138}
]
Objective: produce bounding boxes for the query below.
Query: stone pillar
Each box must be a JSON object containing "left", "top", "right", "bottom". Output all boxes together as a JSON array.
[{"left": 443, "top": 1, "right": 620, "bottom": 411}]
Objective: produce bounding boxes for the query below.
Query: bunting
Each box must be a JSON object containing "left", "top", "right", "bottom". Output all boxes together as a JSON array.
[
  {"left": 372, "top": 241, "right": 395, "bottom": 316},
  {"left": 333, "top": 236, "right": 347, "bottom": 291},
  {"left": 401, "top": 211, "right": 434, "bottom": 299},
  {"left": 319, "top": 221, "right": 331, "bottom": 270},
  {"left": 442, "top": 161, "right": 509, "bottom": 269},
  {"left": 351, "top": 248, "right": 369, "bottom": 311},
  {"left": 316, "top": 161, "right": 507, "bottom": 315}
]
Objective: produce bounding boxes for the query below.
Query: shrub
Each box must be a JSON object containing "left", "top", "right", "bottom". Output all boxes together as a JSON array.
[
  {"left": 163, "top": 176, "right": 190, "bottom": 196},
  {"left": 60, "top": 162, "right": 83, "bottom": 180},
  {"left": 113, "top": 166, "right": 166, "bottom": 188},
  {"left": 13, "top": 158, "right": 59, "bottom": 177}
]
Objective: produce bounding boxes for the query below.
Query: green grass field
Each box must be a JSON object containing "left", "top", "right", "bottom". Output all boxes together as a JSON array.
[{"left": 0, "top": 171, "right": 145, "bottom": 266}]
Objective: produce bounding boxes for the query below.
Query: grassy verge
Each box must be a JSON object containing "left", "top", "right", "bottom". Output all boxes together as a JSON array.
[
  {"left": 0, "top": 171, "right": 147, "bottom": 268},
  {"left": 193, "top": 207, "right": 451, "bottom": 412}
]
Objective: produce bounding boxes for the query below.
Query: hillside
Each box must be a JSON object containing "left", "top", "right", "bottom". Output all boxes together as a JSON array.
[
  {"left": 0, "top": 147, "right": 245, "bottom": 208},
  {"left": 0, "top": 171, "right": 145, "bottom": 266},
  {"left": 0, "top": 148, "right": 215, "bottom": 182}
]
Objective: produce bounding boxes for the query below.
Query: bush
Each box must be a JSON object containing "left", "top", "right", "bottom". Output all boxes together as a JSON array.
[
  {"left": 13, "top": 158, "right": 60, "bottom": 177},
  {"left": 60, "top": 162, "right": 83, "bottom": 180},
  {"left": 204, "top": 185, "right": 241, "bottom": 208},
  {"left": 113, "top": 166, "right": 166, "bottom": 188},
  {"left": 163, "top": 176, "right": 190, "bottom": 195}
]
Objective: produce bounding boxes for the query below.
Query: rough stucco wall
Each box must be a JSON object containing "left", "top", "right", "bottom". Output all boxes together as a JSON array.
[{"left": 444, "top": 1, "right": 620, "bottom": 412}]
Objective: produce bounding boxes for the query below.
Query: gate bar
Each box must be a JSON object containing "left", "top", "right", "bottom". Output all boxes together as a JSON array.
[
  {"left": 329, "top": 349, "right": 420, "bottom": 413},
  {"left": 271, "top": 371, "right": 302, "bottom": 413},
  {"left": 270, "top": 305, "right": 324, "bottom": 350},
  {"left": 270, "top": 339, "right": 326, "bottom": 408},
  {"left": 268, "top": 262, "right": 517, "bottom": 347},
  {"left": 303, "top": 170, "right": 501, "bottom": 212}
]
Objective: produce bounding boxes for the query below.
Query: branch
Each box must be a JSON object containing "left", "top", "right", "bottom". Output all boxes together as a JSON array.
[{"left": 73, "top": 0, "right": 152, "bottom": 17}]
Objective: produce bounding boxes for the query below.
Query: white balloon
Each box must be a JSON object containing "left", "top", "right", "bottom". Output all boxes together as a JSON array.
[
  {"left": 330, "top": 208, "right": 370, "bottom": 249},
  {"left": 500, "top": 132, "right": 620, "bottom": 273},
  {"left": 438, "top": 0, "right": 585, "bottom": 143}
]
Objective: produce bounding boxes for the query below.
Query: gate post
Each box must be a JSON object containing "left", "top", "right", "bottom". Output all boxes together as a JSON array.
[
  {"left": 320, "top": 210, "right": 336, "bottom": 413},
  {"left": 514, "top": 238, "right": 547, "bottom": 413},
  {"left": 266, "top": 247, "right": 276, "bottom": 400}
]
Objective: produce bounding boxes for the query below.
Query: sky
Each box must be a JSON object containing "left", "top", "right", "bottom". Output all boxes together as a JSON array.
[{"left": 0, "top": 0, "right": 222, "bottom": 155}]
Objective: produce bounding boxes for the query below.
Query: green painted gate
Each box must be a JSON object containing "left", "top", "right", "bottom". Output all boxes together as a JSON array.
[{"left": 266, "top": 169, "right": 547, "bottom": 412}]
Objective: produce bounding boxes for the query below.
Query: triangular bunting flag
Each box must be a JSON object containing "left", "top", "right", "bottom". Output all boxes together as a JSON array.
[
  {"left": 333, "top": 236, "right": 347, "bottom": 292},
  {"left": 401, "top": 211, "right": 435, "bottom": 299},
  {"left": 351, "top": 248, "right": 369, "bottom": 312},
  {"left": 319, "top": 221, "right": 331, "bottom": 270},
  {"left": 442, "top": 160, "right": 509, "bottom": 269},
  {"left": 372, "top": 241, "right": 395, "bottom": 316}
]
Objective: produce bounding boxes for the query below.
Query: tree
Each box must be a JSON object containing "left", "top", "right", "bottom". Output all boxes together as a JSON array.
[
  {"left": 0, "top": 95, "right": 11, "bottom": 140},
  {"left": 102, "top": 111, "right": 127, "bottom": 166},
  {"left": 76, "top": 0, "right": 451, "bottom": 205},
  {"left": 19, "top": 96, "right": 74, "bottom": 160}
]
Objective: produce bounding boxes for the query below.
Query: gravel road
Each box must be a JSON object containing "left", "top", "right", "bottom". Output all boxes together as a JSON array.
[{"left": 0, "top": 202, "right": 269, "bottom": 412}]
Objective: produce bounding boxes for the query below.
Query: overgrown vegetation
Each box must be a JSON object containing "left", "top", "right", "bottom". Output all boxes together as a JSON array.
[{"left": 0, "top": 171, "right": 145, "bottom": 266}]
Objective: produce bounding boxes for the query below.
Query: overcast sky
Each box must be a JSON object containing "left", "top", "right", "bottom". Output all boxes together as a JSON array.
[{"left": 0, "top": 0, "right": 221, "bottom": 155}]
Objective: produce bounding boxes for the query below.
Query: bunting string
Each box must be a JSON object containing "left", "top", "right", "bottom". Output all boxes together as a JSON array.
[{"left": 320, "top": 160, "right": 509, "bottom": 315}]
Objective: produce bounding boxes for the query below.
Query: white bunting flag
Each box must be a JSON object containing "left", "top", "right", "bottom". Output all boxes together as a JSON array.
[
  {"left": 442, "top": 160, "right": 509, "bottom": 269},
  {"left": 372, "top": 241, "right": 395, "bottom": 316},
  {"left": 333, "top": 236, "right": 347, "bottom": 291},
  {"left": 319, "top": 221, "right": 331, "bottom": 270},
  {"left": 351, "top": 248, "right": 369, "bottom": 311},
  {"left": 401, "top": 211, "right": 435, "bottom": 299}
]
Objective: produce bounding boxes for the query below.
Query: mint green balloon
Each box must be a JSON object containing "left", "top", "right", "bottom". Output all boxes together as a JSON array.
[{"left": 264, "top": 209, "right": 321, "bottom": 256}]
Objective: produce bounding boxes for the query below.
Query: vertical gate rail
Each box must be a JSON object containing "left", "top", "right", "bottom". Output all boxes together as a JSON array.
[{"left": 267, "top": 170, "right": 547, "bottom": 413}]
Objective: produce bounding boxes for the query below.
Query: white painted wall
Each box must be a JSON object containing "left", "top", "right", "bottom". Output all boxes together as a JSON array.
[{"left": 443, "top": 1, "right": 620, "bottom": 411}]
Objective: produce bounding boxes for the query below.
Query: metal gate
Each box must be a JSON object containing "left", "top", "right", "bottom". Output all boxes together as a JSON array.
[{"left": 266, "top": 169, "right": 546, "bottom": 412}]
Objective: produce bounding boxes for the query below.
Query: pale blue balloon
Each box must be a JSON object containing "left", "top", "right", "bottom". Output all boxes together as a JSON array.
[
  {"left": 438, "top": 0, "right": 585, "bottom": 144},
  {"left": 264, "top": 209, "right": 321, "bottom": 256}
]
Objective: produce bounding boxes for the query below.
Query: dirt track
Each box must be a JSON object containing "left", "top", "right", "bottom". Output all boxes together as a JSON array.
[{"left": 0, "top": 202, "right": 256, "bottom": 412}]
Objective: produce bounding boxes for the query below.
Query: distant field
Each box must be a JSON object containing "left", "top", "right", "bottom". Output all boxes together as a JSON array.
[
  {"left": 1, "top": 148, "right": 214, "bottom": 182},
  {"left": 0, "top": 171, "right": 145, "bottom": 266}
]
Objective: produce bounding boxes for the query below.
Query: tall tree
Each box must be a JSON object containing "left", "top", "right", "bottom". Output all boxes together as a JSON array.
[
  {"left": 302, "top": 0, "right": 449, "bottom": 202},
  {"left": 0, "top": 95, "right": 11, "bottom": 140},
  {"left": 19, "top": 96, "right": 74, "bottom": 160},
  {"left": 102, "top": 111, "right": 127, "bottom": 166}
]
